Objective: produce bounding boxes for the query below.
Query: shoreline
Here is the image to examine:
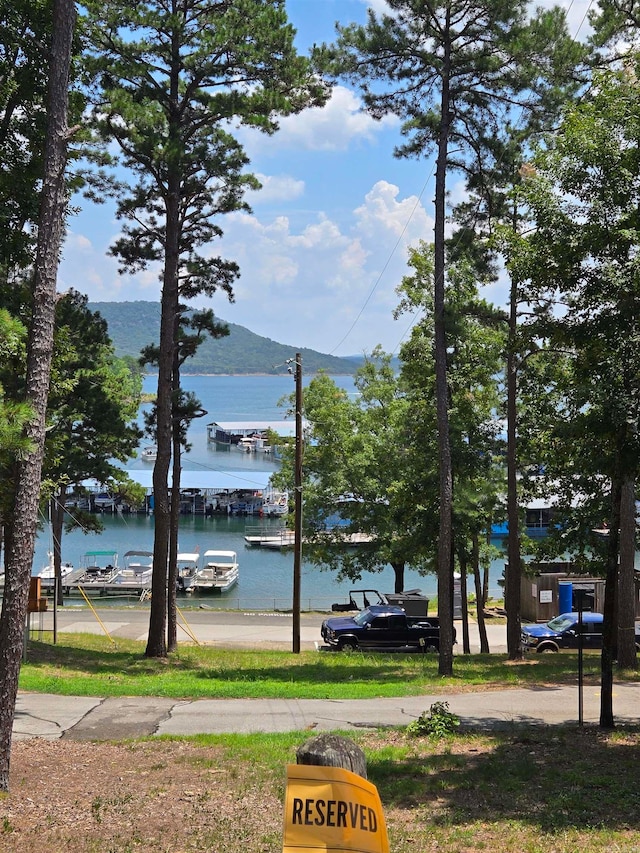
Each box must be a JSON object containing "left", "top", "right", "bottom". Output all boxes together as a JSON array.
[{"left": 142, "top": 372, "right": 356, "bottom": 378}]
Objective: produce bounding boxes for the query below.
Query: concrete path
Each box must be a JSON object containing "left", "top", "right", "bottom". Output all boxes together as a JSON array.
[{"left": 14, "top": 683, "right": 640, "bottom": 742}]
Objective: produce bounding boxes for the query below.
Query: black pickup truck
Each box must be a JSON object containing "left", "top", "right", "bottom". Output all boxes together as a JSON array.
[{"left": 320, "top": 604, "right": 446, "bottom": 652}]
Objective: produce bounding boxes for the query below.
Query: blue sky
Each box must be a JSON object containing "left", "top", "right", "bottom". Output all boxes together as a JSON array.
[{"left": 59, "top": 0, "right": 593, "bottom": 358}]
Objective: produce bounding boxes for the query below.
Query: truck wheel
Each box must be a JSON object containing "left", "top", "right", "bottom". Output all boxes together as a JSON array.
[
  {"left": 421, "top": 642, "right": 438, "bottom": 653},
  {"left": 338, "top": 638, "right": 358, "bottom": 652},
  {"left": 537, "top": 643, "right": 558, "bottom": 653}
]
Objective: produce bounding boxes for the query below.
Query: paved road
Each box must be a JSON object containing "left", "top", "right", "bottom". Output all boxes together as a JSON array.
[
  {"left": 16, "top": 607, "right": 640, "bottom": 742},
  {"left": 28, "top": 605, "right": 334, "bottom": 651},
  {"left": 27, "top": 604, "right": 509, "bottom": 651}
]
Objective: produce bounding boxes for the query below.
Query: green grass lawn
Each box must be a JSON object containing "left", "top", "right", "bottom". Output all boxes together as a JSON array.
[{"left": 19, "top": 631, "right": 623, "bottom": 698}]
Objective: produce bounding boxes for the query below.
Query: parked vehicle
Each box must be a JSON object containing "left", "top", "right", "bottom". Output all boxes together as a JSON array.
[
  {"left": 320, "top": 605, "right": 446, "bottom": 653},
  {"left": 331, "top": 588, "right": 429, "bottom": 617},
  {"left": 330, "top": 589, "right": 387, "bottom": 612},
  {"left": 521, "top": 611, "right": 640, "bottom": 653}
]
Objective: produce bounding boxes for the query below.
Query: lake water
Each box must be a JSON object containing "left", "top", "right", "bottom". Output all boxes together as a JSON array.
[{"left": 34, "top": 374, "right": 506, "bottom": 609}]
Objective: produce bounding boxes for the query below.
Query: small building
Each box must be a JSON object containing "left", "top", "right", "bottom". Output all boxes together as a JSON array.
[{"left": 518, "top": 561, "right": 640, "bottom": 622}]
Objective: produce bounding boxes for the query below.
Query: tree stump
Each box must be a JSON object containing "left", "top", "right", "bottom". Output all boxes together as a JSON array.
[{"left": 296, "top": 734, "right": 367, "bottom": 779}]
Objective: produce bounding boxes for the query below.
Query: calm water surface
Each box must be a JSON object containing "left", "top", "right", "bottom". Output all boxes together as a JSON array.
[{"left": 34, "top": 375, "right": 506, "bottom": 609}]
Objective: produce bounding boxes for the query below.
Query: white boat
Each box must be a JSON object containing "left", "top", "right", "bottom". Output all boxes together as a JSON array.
[
  {"left": 176, "top": 551, "right": 200, "bottom": 592},
  {"left": 113, "top": 550, "right": 154, "bottom": 592},
  {"left": 191, "top": 550, "right": 239, "bottom": 593},
  {"left": 34, "top": 552, "right": 75, "bottom": 582},
  {"left": 32, "top": 553, "right": 78, "bottom": 593},
  {"left": 262, "top": 489, "right": 289, "bottom": 517},
  {"left": 236, "top": 434, "right": 267, "bottom": 453},
  {"left": 72, "top": 549, "right": 120, "bottom": 589},
  {"left": 93, "top": 492, "right": 117, "bottom": 511},
  {"left": 141, "top": 445, "right": 157, "bottom": 461}
]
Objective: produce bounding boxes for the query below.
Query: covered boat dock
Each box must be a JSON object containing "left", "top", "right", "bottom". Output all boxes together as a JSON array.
[
  {"left": 206, "top": 420, "right": 296, "bottom": 451},
  {"left": 74, "top": 470, "right": 274, "bottom": 517}
]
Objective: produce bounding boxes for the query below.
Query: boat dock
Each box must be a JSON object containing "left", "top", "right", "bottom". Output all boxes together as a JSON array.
[
  {"left": 244, "top": 526, "right": 296, "bottom": 549},
  {"left": 244, "top": 525, "right": 373, "bottom": 549},
  {"left": 206, "top": 420, "right": 296, "bottom": 451}
]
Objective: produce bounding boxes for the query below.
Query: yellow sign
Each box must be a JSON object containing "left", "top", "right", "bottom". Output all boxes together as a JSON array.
[{"left": 283, "top": 764, "right": 389, "bottom": 853}]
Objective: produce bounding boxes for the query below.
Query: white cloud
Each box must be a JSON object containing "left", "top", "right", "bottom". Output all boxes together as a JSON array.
[
  {"left": 360, "top": 0, "right": 392, "bottom": 15},
  {"left": 59, "top": 177, "right": 435, "bottom": 356},
  {"left": 242, "top": 85, "right": 399, "bottom": 156},
  {"left": 209, "top": 180, "right": 434, "bottom": 355},
  {"left": 64, "top": 232, "right": 93, "bottom": 252},
  {"left": 246, "top": 173, "right": 305, "bottom": 204},
  {"left": 59, "top": 228, "right": 163, "bottom": 301},
  {"left": 354, "top": 181, "right": 433, "bottom": 242}
]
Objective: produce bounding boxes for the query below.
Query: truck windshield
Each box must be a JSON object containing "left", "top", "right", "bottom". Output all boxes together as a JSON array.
[
  {"left": 353, "top": 610, "right": 374, "bottom": 627},
  {"left": 547, "top": 615, "right": 575, "bottom": 631}
]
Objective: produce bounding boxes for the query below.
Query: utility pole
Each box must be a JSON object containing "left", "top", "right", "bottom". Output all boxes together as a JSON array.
[{"left": 289, "top": 354, "right": 303, "bottom": 653}]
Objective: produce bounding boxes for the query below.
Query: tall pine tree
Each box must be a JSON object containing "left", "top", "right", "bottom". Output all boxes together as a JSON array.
[{"left": 84, "top": 0, "right": 328, "bottom": 656}]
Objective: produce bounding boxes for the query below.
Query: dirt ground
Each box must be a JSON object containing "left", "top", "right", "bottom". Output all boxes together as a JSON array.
[{"left": 0, "top": 739, "right": 285, "bottom": 852}]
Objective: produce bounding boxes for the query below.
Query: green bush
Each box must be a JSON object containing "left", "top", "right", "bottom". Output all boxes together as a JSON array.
[{"left": 406, "top": 701, "right": 460, "bottom": 738}]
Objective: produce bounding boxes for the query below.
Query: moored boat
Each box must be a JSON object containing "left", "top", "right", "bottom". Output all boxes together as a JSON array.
[
  {"left": 112, "top": 550, "right": 154, "bottom": 593},
  {"left": 34, "top": 552, "right": 76, "bottom": 581},
  {"left": 176, "top": 551, "right": 200, "bottom": 592},
  {"left": 71, "top": 549, "right": 120, "bottom": 592},
  {"left": 191, "top": 550, "right": 239, "bottom": 593},
  {"left": 262, "top": 489, "right": 289, "bottom": 517}
]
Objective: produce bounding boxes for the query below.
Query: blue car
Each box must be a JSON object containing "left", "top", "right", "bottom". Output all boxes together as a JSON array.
[{"left": 521, "top": 612, "right": 640, "bottom": 653}]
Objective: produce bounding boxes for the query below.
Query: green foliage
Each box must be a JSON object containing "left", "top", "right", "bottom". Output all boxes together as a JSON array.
[
  {"left": 275, "top": 351, "right": 422, "bottom": 587},
  {"left": 0, "top": 0, "right": 53, "bottom": 270},
  {"left": 83, "top": 0, "right": 328, "bottom": 307},
  {"left": 45, "top": 291, "right": 142, "bottom": 488},
  {"left": 406, "top": 701, "right": 461, "bottom": 738},
  {"left": 0, "top": 309, "right": 33, "bottom": 486},
  {"left": 504, "top": 63, "right": 640, "bottom": 559},
  {"left": 397, "top": 243, "right": 506, "bottom": 567}
]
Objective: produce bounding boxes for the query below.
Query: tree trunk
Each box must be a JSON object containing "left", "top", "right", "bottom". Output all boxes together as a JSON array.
[
  {"left": 167, "top": 405, "right": 181, "bottom": 653},
  {"left": 391, "top": 560, "right": 405, "bottom": 594},
  {"left": 616, "top": 476, "right": 636, "bottom": 670},
  {"left": 146, "top": 212, "right": 179, "bottom": 656},
  {"left": 473, "top": 531, "right": 489, "bottom": 653},
  {"left": 297, "top": 734, "right": 367, "bottom": 780},
  {"left": 0, "top": 0, "right": 74, "bottom": 792},
  {"left": 482, "top": 550, "right": 490, "bottom": 607},
  {"left": 600, "top": 477, "right": 621, "bottom": 729},
  {"left": 146, "top": 29, "right": 183, "bottom": 658},
  {"left": 434, "top": 24, "right": 454, "bottom": 677},
  {"left": 458, "top": 550, "right": 470, "bottom": 654},
  {"left": 505, "top": 272, "right": 523, "bottom": 660}
]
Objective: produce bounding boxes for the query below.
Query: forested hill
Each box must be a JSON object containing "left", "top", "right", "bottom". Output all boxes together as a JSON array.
[{"left": 89, "top": 300, "right": 360, "bottom": 375}]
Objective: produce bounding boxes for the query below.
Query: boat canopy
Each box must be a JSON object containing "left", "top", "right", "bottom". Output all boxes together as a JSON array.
[
  {"left": 207, "top": 420, "right": 297, "bottom": 438},
  {"left": 92, "top": 470, "right": 273, "bottom": 492}
]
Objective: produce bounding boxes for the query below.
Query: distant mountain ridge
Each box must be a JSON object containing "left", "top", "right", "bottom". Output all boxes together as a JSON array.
[{"left": 89, "top": 301, "right": 359, "bottom": 375}]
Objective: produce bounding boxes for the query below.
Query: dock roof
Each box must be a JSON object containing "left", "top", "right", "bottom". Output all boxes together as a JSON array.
[
  {"left": 207, "top": 420, "right": 297, "bottom": 438},
  {"left": 101, "top": 470, "right": 273, "bottom": 492}
]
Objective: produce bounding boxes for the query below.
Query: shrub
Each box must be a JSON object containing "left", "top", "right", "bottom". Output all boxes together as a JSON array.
[{"left": 406, "top": 701, "right": 460, "bottom": 739}]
